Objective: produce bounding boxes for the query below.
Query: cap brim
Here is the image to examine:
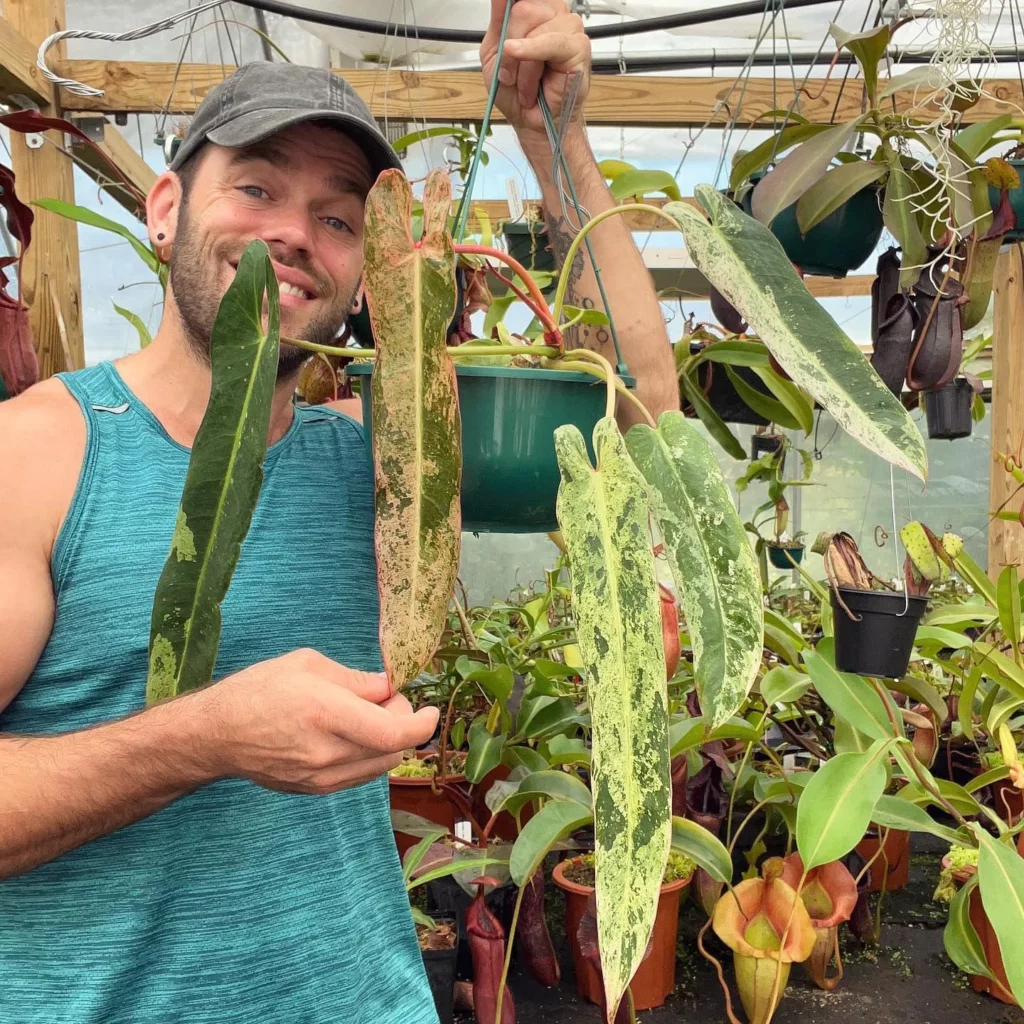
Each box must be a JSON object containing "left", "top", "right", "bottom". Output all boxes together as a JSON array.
[{"left": 171, "top": 107, "right": 402, "bottom": 181}]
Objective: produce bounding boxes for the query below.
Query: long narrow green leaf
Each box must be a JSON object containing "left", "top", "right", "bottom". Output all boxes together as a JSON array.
[
  {"left": 975, "top": 643, "right": 1024, "bottom": 704},
  {"left": 696, "top": 340, "right": 772, "bottom": 368},
  {"left": 977, "top": 830, "right": 1024, "bottom": 1003},
  {"left": 729, "top": 123, "right": 835, "bottom": 193},
  {"left": 871, "top": 794, "right": 963, "bottom": 844},
  {"left": 112, "top": 303, "right": 153, "bottom": 349},
  {"left": 960, "top": 664, "right": 984, "bottom": 740},
  {"left": 723, "top": 364, "right": 800, "bottom": 429},
  {"left": 625, "top": 411, "right": 763, "bottom": 729},
  {"left": 146, "top": 240, "right": 279, "bottom": 703},
  {"left": 465, "top": 718, "right": 506, "bottom": 783},
  {"left": 671, "top": 816, "right": 733, "bottom": 883},
  {"left": 33, "top": 197, "right": 161, "bottom": 274},
  {"left": 555, "top": 416, "right": 672, "bottom": 1018},
  {"left": 795, "top": 159, "right": 887, "bottom": 235},
  {"left": 751, "top": 118, "right": 863, "bottom": 227},
  {"left": 796, "top": 740, "right": 890, "bottom": 869},
  {"left": 954, "top": 550, "right": 999, "bottom": 607},
  {"left": 750, "top": 366, "right": 815, "bottom": 434},
  {"left": 965, "top": 765, "right": 1012, "bottom": 794},
  {"left": 945, "top": 877, "right": 998, "bottom": 981},
  {"left": 665, "top": 188, "right": 927, "bottom": 480},
  {"left": 509, "top": 800, "right": 594, "bottom": 886},
  {"left": 365, "top": 169, "right": 461, "bottom": 689},
  {"left": 760, "top": 666, "right": 812, "bottom": 705},
  {"left": 829, "top": 23, "right": 890, "bottom": 101},
  {"left": 998, "top": 565, "right": 1022, "bottom": 648},
  {"left": 883, "top": 157, "right": 929, "bottom": 290},
  {"left": 955, "top": 113, "right": 1016, "bottom": 160},
  {"left": 680, "top": 372, "right": 746, "bottom": 460},
  {"left": 803, "top": 641, "right": 895, "bottom": 741}
]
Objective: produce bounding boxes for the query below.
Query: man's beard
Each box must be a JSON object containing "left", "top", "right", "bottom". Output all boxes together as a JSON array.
[{"left": 169, "top": 204, "right": 357, "bottom": 381}]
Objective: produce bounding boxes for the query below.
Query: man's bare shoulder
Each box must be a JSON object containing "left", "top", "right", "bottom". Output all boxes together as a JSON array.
[
  {"left": 323, "top": 397, "right": 362, "bottom": 423},
  {"left": 0, "top": 378, "right": 86, "bottom": 552}
]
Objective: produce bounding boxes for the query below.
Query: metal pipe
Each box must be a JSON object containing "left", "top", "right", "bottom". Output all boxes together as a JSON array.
[{"left": 232, "top": 0, "right": 844, "bottom": 45}]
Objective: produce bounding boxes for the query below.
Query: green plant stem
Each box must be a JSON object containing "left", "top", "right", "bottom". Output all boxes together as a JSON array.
[
  {"left": 728, "top": 795, "right": 774, "bottom": 859},
  {"left": 726, "top": 709, "right": 771, "bottom": 848},
  {"left": 789, "top": 559, "right": 828, "bottom": 601},
  {"left": 494, "top": 876, "right": 528, "bottom": 1024},
  {"left": 557, "top": 349, "right": 620, "bottom": 421},
  {"left": 550, "top": 202, "right": 683, "bottom": 325},
  {"left": 544, "top": 355, "right": 656, "bottom": 427},
  {"left": 455, "top": 243, "right": 559, "bottom": 333},
  {"left": 894, "top": 733, "right": 974, "bottom": 832},
  {"left": 281, "top": 336, "right": 561, "bottom": 360}
]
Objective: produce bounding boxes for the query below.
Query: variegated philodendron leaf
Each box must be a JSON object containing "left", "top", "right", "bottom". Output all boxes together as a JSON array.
[
  {"left": 364, "top": 169, "right": 461, "bottom": 690},
  {"left": 146, "top": 239, "right": 280, "bottom": 704},
  {"left": 555, "top": 416, "right": 672, "bottom": 1022},
  {"left": 625, "top": 411, "right": 763, "bottom": 729},
  {"left": 664, "top": 186, "right": 928, "bottom": 481}
]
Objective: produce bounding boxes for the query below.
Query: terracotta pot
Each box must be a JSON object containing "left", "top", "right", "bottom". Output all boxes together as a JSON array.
[
  {"left": 946, "top": 859, "right": 1017, "bottom": 1005},
  {"left": 553, "top": 859, "right": 690, "bottom": 1010},
  {"left": 855, "top": 829, "right": 910, "bottom": 892},
  {"left": 389, "top": 772, "right": 466, "bottom": 859}
]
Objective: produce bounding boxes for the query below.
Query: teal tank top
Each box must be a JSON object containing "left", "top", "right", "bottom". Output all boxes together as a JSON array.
[{"left": 0, "top": 362, "right": 437, "bottom": 1024}]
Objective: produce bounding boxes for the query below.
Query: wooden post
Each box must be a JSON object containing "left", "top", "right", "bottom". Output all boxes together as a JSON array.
[
  {"left": 6, "top": 0, "right": 84, "bottom": 376},
  {"left": 988, "top": 243, "right": 1024, "bottom": 577}
]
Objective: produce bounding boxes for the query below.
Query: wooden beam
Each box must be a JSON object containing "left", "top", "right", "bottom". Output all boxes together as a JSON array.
[
  {"left": 988, "top": 243, "right": 1024, "bottom": 578},
  {"left": 68, "top": 118, "right": 156, "bottom": 218},
  {"left": 56, "top": 62, "right": 1024, "bottom": 126},
  {"left": 0, "top": 14, "right": 53, "bottom": 107},
  {"left": 6, "top": 0, "right": 84, "bottom": 376}
]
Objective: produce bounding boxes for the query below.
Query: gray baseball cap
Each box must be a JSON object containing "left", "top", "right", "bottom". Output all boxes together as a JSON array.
[{"left": 169, "top": 61, "right": 402, "bottom": 181}]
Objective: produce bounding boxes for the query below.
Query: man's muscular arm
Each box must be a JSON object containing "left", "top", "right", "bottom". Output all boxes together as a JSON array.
[{"left": 0, "top": 385, "right": 436, "bottom": 881}]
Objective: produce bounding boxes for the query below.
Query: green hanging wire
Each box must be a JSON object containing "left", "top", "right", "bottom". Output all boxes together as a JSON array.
[
  {"left": 538, "top": 88, "right": 628, "bottom": 378},
  {"left": 452, "top": 0, "right": 514, "bottom": 243}
]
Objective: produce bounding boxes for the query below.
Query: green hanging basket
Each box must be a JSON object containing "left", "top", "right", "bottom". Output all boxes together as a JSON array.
[
  {"left": 346, "top": 362, "right": 626, "bottom": 533},
  {"left": 742, "top": 176, "right": 884, "bottom": 278}
]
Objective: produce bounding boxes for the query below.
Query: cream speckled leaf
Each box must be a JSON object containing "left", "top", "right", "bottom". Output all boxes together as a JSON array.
[
  {"left": 625, "top": 412, "right": 762, "bottom": 730},
  {"left": 364, "top": 169, "right": 461, "bottom": 690},
  {"left": 555, "top": 417, "right": 672, "bottom": 1022},
  {"left": 663, "top": 187, "right": 927, "bottom": 480},
  {"left": 145, "top": 239, "right": 279, "bottom": 704}
]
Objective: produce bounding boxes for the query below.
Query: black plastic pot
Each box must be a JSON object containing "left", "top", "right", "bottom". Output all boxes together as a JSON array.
[
  {"left": 689, "top": 344, "right": 772, "bottom": 425},
  {"left": 420, "top": 915, "right": 459, "bottom": 1024},
  {"left": 426, "top": 876, "right": 518, "bottom": 979},
  {"left": 503, "top": 221, "right": 556, "bottom": 278},
  {"left": 831, "top": 587, "right": 928, "bottom": 679},
  {"left": 925, "top": 378, "right": 974, "bottom": 440},
  {"left": 751, "top": 433, "right": 785, "bottom": 460}
]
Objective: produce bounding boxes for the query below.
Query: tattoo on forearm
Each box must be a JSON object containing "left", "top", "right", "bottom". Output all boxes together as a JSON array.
[{"left": 545, "top": 212, "right": 597, "bottom": 352}]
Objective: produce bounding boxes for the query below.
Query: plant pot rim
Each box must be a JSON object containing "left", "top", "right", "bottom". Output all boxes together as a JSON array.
[
  {"left": 389, "top": 771, "right": 467, "bottom": 787},
  {"left": 502, "top": 220, "right": 549, "bottom": 235},
  {"left": 766, "top": 541, "right": 804, "bottom": 550},
  {"left": 347, "top": 361, "right": 636, "bottom": 387},
  {"left": 832, "top": 585, "right": 929, "bottom": 609},
  {"left": 940, "top": 853, "right": 978, "bottom": 884},
  {"left": 551, "top": 857, "right": 693, "bottom": 897}
]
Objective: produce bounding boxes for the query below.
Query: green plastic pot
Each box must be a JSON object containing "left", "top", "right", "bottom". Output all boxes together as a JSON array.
[
  {"left": 988, "top": 159, "right": 1024, "bottom": 242},
  {"left": 742, "top": 177, "right": 884, "bottom": 277},
  {"left": 346, "top": 362, "right": 615, "bottom": 533},
  {"left": 503, "top": 221, "right": 556, "bottom": 278}
]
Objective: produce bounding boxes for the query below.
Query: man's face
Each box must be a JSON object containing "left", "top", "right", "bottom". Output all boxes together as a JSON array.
[{"left": 168, "top": 122, "right": 373, "bottom": 378}]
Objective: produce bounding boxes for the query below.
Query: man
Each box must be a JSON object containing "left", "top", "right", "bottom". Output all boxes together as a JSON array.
[{"left": 0, "top": 1, "right": 675, "bottom": 1021}]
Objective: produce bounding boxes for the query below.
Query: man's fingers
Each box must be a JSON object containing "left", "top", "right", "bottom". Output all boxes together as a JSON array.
[
  {"left": 321, "top": 689, "right": 439, "bottom": 752},
  {"left": 382, "top": 692, "right": 415, "bottom": 716},
  {"left": 505, "top": 32, "right": 585, "bottom": 70},
  {"left": 310, "top": 752, "right": 406, "bottom": 794}
]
